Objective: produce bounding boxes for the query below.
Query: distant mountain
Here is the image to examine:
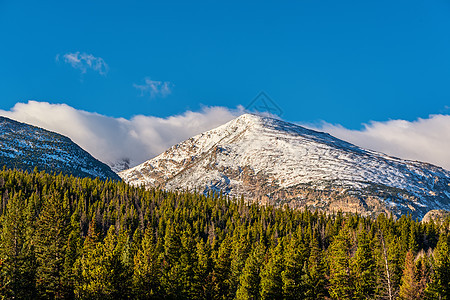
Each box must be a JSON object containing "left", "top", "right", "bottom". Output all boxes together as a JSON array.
[
  {"left": 120, "top": 114, "right": 450, "bottom": 219},
  {"left": 109, "top": 158, "right": 131, "bottom": 174},
  {"left": 0, "top": 116, "right": 120, "bottom": 181}
]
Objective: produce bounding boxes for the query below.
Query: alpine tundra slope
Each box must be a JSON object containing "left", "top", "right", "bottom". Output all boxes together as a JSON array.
[{"left": 120, "top": 114, "right": 450, "bottom": 219}]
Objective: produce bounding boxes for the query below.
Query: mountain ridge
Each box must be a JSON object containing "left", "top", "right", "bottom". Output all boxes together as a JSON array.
[
  {"left": 120, "top": 114, "right": 450, "bottom": 219},
  {"left": 0, "top": 116, "right": 120, "bottom": 181}
]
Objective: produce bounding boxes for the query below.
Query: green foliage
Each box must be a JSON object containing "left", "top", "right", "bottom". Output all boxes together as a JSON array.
[
  {"left": 132, "top": 228, "right": 161, "bottom": 298},
  {"left": 0, "top": 192, "right": 36, "bottom": 298},
  {"left": 260, "top": 242, "right": 284, "bottom": 299},
  {"left": 0, "top": 168, "right": 449, "bottom": 299},
  {"left": 35, "top": 192, "right": 71, "bottom": 299},
  {"left": 427, "top": 232, "right": 450, "bottom": 299},
  {"left": 303, "top": 235, "right": 327, "bottom": 299},
  {"left": 281, "top": 235, "right": 305, "bottom": 299},
  {"left": 352, "top": 229, "right": 376, "bottom": 299},
  {"left": 235, "top": 243, "right": 264, "bottom": 300}
]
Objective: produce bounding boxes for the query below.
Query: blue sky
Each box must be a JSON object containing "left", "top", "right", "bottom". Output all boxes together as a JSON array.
[{"left": 1, "top": 0, "right": 450, "bottom": 129}]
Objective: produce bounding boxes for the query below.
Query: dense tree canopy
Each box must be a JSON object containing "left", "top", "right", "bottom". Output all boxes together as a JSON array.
[{"left": 0, "top": 167, "right": 449, "bottom": 299}]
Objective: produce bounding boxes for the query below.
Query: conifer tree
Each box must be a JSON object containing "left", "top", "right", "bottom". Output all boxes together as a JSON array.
[
  {"left": 211, "top": 237, "right": 233, "bottom": 299},
  {"left": 74, "top": 226, "right": 132, "bottom": 299},
  {"left": 229, "top": 228, "right": 251, "bottom": 297},
  {"left": 161, "top": 221, "right": 185, "bottom": 298},
  {"left": 387, "top": 236, "right": 403, "bottom": 297},
  {"left": 352, "top": 229, "right": 376, "bottom": 299},
  {"left": 303, "top": 235, "right": 327, "bottom": 300},
  {"left": 35, "top": 192, "right": 71, "bottom": 299},
  {"left": 236, "top": 243, "right": 264, "bottom": 300},
  {"left": 133, "top": 228, "right": 161, "bottom": 298},
  {"left": 0, "top": 193, "right": 36, "bottom": 298},
  {"left": 328, "top": 227, "right": 354, "bottom": 299},
  {"left": 427, "top": 232, "right": 450, "bottom": 299},
  {"left": 260, "top": 242, "right": 284, "bottom": 299},
  {"left": 399, "top": 249, "right": 419, "bottom": 300},
  {"left": 415, "top": 252, "right": 430, "bottom": 300},
  {"left": 281, "top": 235, "right": 305, "bottom": 299},
  {"left": 179, "top": 225, "right": 197, "bottom": 297},
  {"left": 110, "top": 228, "right": 133, "bottom": 297},
  {"left": 73, "top": 218, "right": 103, "bottom": 298},
  {"left": 192, "top": 239, "right": 212, "bottom": 299}
]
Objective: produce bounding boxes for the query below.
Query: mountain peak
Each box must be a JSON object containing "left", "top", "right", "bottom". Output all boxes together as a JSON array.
[
  {"left": 234, "top": 113, "right": 266, "bottom": 123},
  {"left": 120, "top": 116, "right": 450, "bottom": 219}
]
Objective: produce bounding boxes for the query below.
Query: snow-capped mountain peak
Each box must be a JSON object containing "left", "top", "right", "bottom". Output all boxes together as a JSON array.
[{"left": 120, "top": 114, "right": 450, "bottom": 219}]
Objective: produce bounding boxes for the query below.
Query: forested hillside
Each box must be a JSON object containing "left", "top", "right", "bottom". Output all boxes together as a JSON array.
[{"left": 0, "top": 168, "right": 449, "bottom": 299}]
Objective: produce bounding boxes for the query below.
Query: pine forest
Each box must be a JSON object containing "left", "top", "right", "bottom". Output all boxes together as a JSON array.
[{"left": 0, "top": 167, "right": 449, "bottom": 299}]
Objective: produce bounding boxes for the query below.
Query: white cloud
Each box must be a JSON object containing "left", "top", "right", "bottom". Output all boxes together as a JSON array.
[
  {"left": 2, "top": 101, "right": 448, "bottom": 172},
  {"left": 58, "top": 52, "right": 109, "bottom": 75},
  {"left": 133, "top": 78, "right": 173, "bottom": 98},
  {"left": 305, "top": 114, "right": 450, "bottom": 170},
  {"left": 0, "top": 101, "right": 244, "bottom": 170}
]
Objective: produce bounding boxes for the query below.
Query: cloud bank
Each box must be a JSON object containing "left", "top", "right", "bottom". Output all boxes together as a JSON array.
[
  {"left": 0, "top": 101, "right": 243, "bottom": 171},
  {"left": 1, "top": 101, "right": 449, "bottom": 172},
  {"left": 133, "top": 78, "right": 173, "bottom": 98},
  {"left": 306, "top": 114, "right": 450, "bottom": 170},
  {"left": 58, "top": 52, "right": 109, "bottom": 75}
]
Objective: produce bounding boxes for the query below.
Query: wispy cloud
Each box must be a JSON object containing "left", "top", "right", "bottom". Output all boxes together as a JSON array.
[
  {"left": 57, "top": 52, "right": 109, "bottom": 75},
  {"left": 305, "top": 114, "right": 450, "bottom": 170},
  {"left": 0, "top": 101, "right": 244, "bottom": 170},
  {"left": 133, "top": 77, "right": 173, "bottom": 98}
]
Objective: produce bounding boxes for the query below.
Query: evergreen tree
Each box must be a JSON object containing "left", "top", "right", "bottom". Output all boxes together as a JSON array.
[
  {"left": 192, "top": 239, "right": 212, "bottom": 299},
  {"left": 352, "top": 229, "right": 376, "bottom": 299},
  {"left": 35, "top": 192, "right": 71, "bottom": 299},
  {"left": 281, "top": 235, "right": 305, "bottom": 299},
  {"left": 236, "top": 243, "right": 264, "bottom": 300},
  {"left": 0, "top": 193, "right": 36, "bottom": 298},
  {"left": 73, "top": 219, "right": 103, "bottom": 298},
  {"left": 178, "top": 225, "right": 197, "bottom": 297},
  {"left": 260, "top": 242, "right": 284, "bottom": 299},
  {"left": 229, "top": 228, "right": 251, "bottom": 297},
  {"left": 133, "top": 228, "right": 161, "bottom": 298},
  {"left": 211, "top": 237, "right": 233, "bottom": 299},
  {"left": 160, "top": 221, "right": 185, "bottom": 298},
  {"left": 427, "top": 232, "right": 450, "bottom": 299},
  {"left": 303, "top": 235, "right": 327, "bottom": 300},
  {"left": 74, "top": 226, "right": 132, "bottom": 299},
  {"left": 387, "top": 236, "right": 403, "bottom": 297},
  {"left": 62, "top": 209, "right": 83, "bottom": 299},
  {"left": 328, "top": 227, "right": 354, "bottom": 299}
]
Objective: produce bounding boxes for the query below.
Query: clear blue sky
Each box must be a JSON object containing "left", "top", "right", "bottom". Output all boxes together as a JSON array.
[{"left": 1, "top": 0, "right": 449, "bottom": 128}]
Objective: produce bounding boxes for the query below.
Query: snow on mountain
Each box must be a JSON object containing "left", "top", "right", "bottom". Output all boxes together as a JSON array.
[
  {"left": 119, "top": 114, "right": 450, "bottom": 219},
  {"left": 0, "top": 116, "right": 120, "bottom": 181}
]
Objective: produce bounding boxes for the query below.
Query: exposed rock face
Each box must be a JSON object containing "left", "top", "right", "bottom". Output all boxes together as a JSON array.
[
  {"left": 120, "top": 114, "right": 450, "bottom": 219},
  {"left": 421, "top": 209, "right": 450, "bottom": 223},
  {"left": 0, "top": 116, "right": 120, "bottom": 181}
]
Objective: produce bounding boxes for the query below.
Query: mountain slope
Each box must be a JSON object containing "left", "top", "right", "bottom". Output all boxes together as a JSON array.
[
  {"left": 0, "top": 116, "right": 120, "bottom": 180},
  {"left": 120, "top": 114, "right": 450, "bottom": 218}
]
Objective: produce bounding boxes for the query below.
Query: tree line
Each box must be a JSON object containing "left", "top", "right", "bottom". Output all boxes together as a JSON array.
[{"left": 0, "top": 167, "right": 449, "bottom": 299}]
